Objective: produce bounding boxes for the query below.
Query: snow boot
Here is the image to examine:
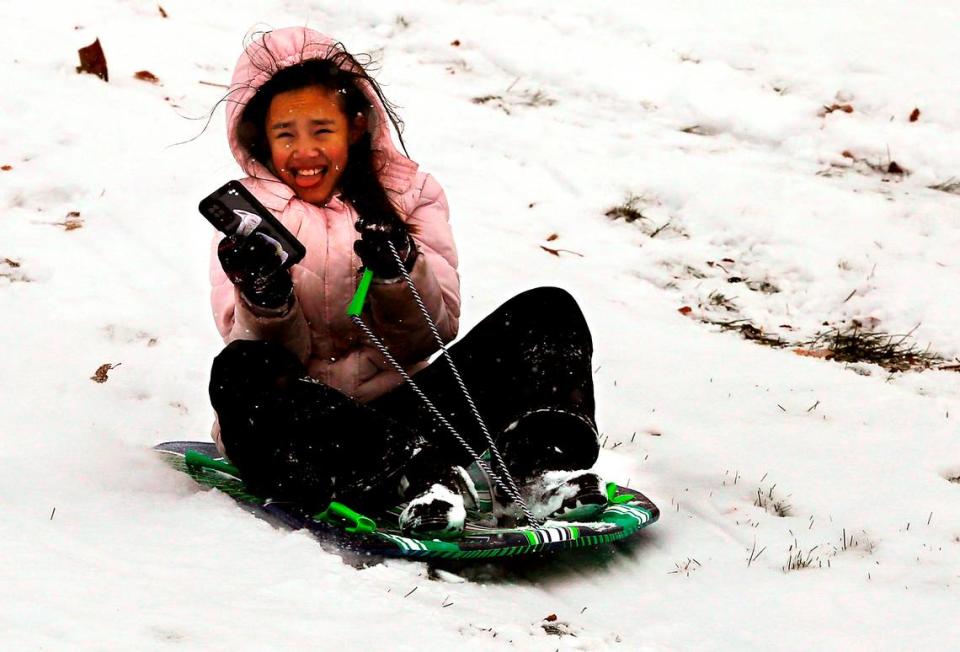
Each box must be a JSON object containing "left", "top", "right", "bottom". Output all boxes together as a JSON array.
[
  {"left": 493, "top": 407, "right": 606, "bottom": 521},
  {"left": 397, "top": 466, "right": 473, "bottom": 540},
  {"left": 520, "top": 469, "right": 607, "bottom": 521}
]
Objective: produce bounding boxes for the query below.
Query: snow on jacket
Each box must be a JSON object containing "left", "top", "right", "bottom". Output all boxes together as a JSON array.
[{"left": 209, "top": 27, "right": 460, "bottom": 452}]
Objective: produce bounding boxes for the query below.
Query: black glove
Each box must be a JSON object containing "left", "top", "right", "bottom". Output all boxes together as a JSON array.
[
  {"left": 353, "top": 216, "right": 419, "bottom": 279},
  {"left": 218, "top": 232, "right": 294, "bottom": 311}
]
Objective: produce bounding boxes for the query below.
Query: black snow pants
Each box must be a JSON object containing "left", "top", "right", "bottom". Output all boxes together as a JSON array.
[{"left": 209, "top": 286, "right": 599, "bottom": 512}]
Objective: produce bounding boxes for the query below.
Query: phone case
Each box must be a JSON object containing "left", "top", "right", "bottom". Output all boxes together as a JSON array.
[{"left": 199, "top": 180, "right": 306, "bottom": 269}]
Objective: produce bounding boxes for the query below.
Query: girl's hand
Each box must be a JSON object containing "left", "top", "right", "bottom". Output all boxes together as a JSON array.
[
  {"left": 218, "top": 232, "right": 294, "bottom": 310},
  {"left": 353, "top": 217, "right": 419, "bottom": 279}
]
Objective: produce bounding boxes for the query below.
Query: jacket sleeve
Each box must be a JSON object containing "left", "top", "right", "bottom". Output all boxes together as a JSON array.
[
  {"left": 365, "top": 173, "right": 460, "bottom": 363},
  {"left": 209, "top": 233, "right": 312, "bottom": 364}
]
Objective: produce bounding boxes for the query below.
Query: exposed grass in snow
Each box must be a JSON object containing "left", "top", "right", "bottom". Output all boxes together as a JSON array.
[
  {"left": 668, "top": 557, "right": 701, "bottom": 576},
  {"left": 754, "top": 484, "right": 792, "bottom": 518},
  {"left": 605, "top": 193, "right": 687, "bottom": 238},
  {"left": 928, "top": 178, "right": 960, "bottom": 195},
  {"left": 800, "top": 326, "right": 945, "bottom": 373},
  {"left": 470, "top": 78, "right": 557, "bottom": 115},
  {"left": 707, "top": 317, "right": 789, "bottom": 349}
]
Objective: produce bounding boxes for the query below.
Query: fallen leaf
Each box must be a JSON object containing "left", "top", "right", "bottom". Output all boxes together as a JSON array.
[
  {"left": 546, "top": 233, "right": 559, "bottom": 241},
  {"left": 820, "top": 103, "right": 854, "bottom": 116},
  {"left": 134, "top": 70, "right": 160, "bottom": 84},
  {"left": 91, "top": 363, "right": 121, "bottom": 383},
  {"left": 76, "top": 38, "right": 108, "bottom": 82},
  {"left": 841, "top": 150, "right": 855, "bottom": 159},
  {"left": 63, "top": 211, "right": 83, "bottom": 231},
  {"left": 909, "top": 107, "right": 920, "bottom": 122},
  {"left": 721, "top": 257, "right": 735, "bottom": 263},
  {"left": 793, "top": 348, "right": 833, "bottom": 359},
  {"left": 887, "top": 161, "right": 905, "bottom": 174},
  {"left": 539, "top": 245, "right": 584, "bottom": 257},
  {"left": 544, "top": 614, "right": 558, "bottom": 622},
  {"left": 158, "top": 5, "right": 168, "bottom": 17},
  {"left": 1, "top": 165, "right": 11, "bottom": 171},
  {"left": 450, "top": 39, "right": 460, "bottom": 46},
  {"left": 3, "top": 258, "right": 21, "bottom": 268},
  {"left": 678, "top": 306, "right": 693, "bottom": 316}
]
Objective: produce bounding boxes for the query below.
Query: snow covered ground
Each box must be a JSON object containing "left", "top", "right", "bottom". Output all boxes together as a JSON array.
[{"left": 2, "top": 1, "right": 959, "bottom": 649}]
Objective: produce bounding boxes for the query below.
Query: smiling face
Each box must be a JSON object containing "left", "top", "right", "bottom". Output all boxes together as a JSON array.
[{"left": 265, "top": 85, "right": 366, "bottom": 205}]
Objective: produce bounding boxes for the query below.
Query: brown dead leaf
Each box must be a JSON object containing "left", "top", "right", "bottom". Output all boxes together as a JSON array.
[
  {"left": 546, "top": 233, "right": 559, "bottom": 242},
  {"left": 450, "top": 39, "right": 460, "bottom": 47},
  {"left": 3, "top": 258, "right": 21, "bottom": 268},
  {"left": 544, "top": 614, "right": 558, "bottom": 622},
  {"left": 820, "top": 103, "right": 854, "bottom": 117},
  {"left": 76, "top": 39, "right": 108, "bottom": 82},
  {"left": 678, "top": 306, "right": 693, "bottom": 316},
  {"left": 887, "top": 161, "right": 906, "bottom": 175},
  {"left": 539, "top": 245, "right": 584, "bottom": 257},
  {"left": 90, "top": 363, "right": 121, "bottom": 383},
  {"left": 841, "top": 150, "right": 855, "bottom": 159},
  {"left": 158, "top": 5, "right": 168, "bottom": 17},
  {"left": 909, "top": 107, "right": 920, "bottom": 122},
  {"left": 1, "top": 165, "right": 11, "bottom": 171},
  {"left": 134, "top": 70, "right": 160, "bottom": 84},
  {"left": 793, "top": 348, "right": 833, "bottom": 359},
  {"left": 63, "top": 211, "right": 83, "bottom": 231}
]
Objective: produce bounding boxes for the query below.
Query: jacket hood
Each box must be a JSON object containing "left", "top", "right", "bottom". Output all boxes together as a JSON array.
[{"left": 225, "top": 27, "right": 418, "bottom": 202}]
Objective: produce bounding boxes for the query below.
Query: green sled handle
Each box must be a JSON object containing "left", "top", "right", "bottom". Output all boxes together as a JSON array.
[
  {"left": 347, "top": 268, "right": 375, "bottom": 317},
  {"left": 183, "top": 450, "right": 376, "bottom": 534},
  {"left": 315, "top": 501, "right": 377, "bottom": 534},
  {"left": 185, "top": 449, "right": 240, "bottom": 477},
  {"left": 606, "top": 482, "right": 635, "bottom": 505}
]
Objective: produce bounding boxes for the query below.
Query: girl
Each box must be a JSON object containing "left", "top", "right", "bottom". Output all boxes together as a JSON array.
[{"left": 209, "top": 27, "right": 603, "bottom": 539}]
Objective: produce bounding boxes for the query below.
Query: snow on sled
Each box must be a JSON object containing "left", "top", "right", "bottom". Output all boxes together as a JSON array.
[{"left": 155, "top": 441, "right": 659, "bottom": 560}]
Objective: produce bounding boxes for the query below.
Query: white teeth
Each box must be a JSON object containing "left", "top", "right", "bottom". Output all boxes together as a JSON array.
[{"left": 297, "top": 168, "right": 323, "bottom": 176}]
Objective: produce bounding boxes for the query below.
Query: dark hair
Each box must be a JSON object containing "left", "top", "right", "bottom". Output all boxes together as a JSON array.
[{"left": 237, "top": 51, "right": 408, "bottom": 230}]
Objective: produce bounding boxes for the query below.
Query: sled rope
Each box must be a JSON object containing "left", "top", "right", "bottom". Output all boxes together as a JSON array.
[
  {"left": 348, "top": 244, "right": 540, "bottom": 526},
  {"left": 384, "top": 243, "right": 538, "bottom": 525},
  {"left": 349, "top": 316, "right": 539, "bottom": 526}
]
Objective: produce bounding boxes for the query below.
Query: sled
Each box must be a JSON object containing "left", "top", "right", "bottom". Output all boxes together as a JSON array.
[{"left": 155, "top": 440, "right": 658, "bottom": 560}]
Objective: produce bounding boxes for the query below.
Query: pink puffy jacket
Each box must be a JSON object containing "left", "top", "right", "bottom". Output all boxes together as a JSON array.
[{"left": 209, "top": 28, "right": 460, "bottom": 452}]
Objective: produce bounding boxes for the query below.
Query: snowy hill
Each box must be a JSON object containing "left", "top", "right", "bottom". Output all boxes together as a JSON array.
[{"left": 2, "top": 2, "right": 959, "bottom": 650}]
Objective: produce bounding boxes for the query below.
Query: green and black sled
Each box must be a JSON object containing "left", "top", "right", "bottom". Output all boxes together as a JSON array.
[{"left": 155, "top": 441, "right": 658, "bottom": 561}]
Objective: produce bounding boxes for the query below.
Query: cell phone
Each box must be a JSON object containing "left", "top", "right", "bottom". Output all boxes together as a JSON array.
[{"left": 199, "top": 180, "right": 306, "bottom": 269}]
